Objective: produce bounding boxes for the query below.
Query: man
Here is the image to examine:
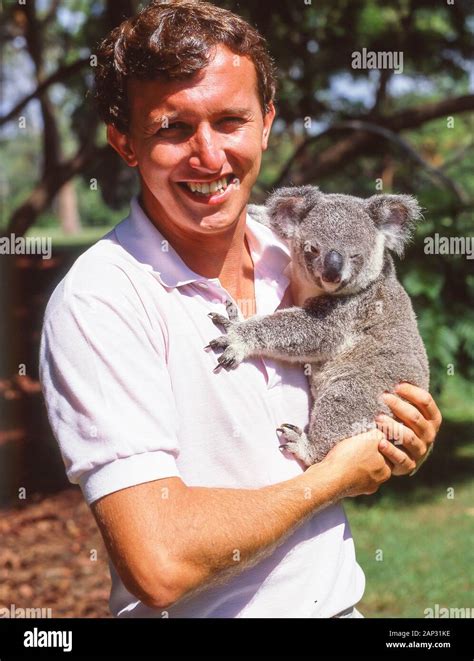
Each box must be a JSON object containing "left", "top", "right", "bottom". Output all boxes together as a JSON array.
[{"left": 39, "top": 0, "right": 441, "bottom": 618}]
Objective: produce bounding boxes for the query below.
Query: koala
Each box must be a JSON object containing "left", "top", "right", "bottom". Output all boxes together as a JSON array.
[{"left": 206, "top": 185, "right": 430, "bottom": 467}]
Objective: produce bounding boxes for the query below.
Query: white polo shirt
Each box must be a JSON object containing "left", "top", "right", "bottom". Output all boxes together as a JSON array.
[{"left": 39, "top": 196, "right": 365, "bottom": 618}]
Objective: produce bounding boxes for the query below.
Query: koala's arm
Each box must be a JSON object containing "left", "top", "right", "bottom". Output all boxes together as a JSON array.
[{"left": 209, "top": 298, "right": 352, "bottom": 365}]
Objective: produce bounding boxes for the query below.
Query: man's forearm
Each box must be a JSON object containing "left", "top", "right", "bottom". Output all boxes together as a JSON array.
[
  {"left": 162, "top": 463, "right": 342, "bottom": 606},
  {"left": 92, "top": 430, "right": 387, "bottom": 611}
]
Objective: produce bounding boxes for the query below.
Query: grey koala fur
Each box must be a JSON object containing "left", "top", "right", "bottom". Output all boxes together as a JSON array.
[{"left": 207, "top": 186, "right": 430, "bottom": 467}]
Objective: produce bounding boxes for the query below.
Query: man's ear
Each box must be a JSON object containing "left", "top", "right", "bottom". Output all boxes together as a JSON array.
[
  {"left": 265, "top": 185, "right": 320, "bottom": 239},
  {"left": 106, "top": 124, "right": 138, "bottom": 167},
  {"left": 261, "top": 101, "right": 276, "bottom": 151},
  {"left": 365, "top": 194, "right": 423, "bottom": 256}
]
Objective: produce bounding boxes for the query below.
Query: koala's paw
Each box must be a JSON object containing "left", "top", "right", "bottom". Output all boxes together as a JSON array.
[
  {"left": 206, "top": 311, "right": 250, "bottom": 370},
  {"left": 277, "top": 423, "right": 313, "bottom": 466},
  {"left": 214, "top": 340, "right": 247, "bottom": 370},
  {"left": 205, "top": 333, "right": 248, "bottom": 371}
]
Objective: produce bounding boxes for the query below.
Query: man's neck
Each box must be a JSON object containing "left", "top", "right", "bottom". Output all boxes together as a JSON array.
[{"left": 138, "top": 194, "right": 255, "bottom": 313}]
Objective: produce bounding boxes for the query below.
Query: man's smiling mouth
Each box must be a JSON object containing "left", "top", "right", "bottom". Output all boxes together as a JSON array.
[{"left": 177, "top": 173, "right": 237, "bottom": 199}]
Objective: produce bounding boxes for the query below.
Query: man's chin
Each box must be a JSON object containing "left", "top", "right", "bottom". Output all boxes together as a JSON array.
[
  {"left": 176, "top": 193, "right": 249, "bottom": 230},
  {"left": 173, "top": 202, "right": 244, "bottom": 233}
]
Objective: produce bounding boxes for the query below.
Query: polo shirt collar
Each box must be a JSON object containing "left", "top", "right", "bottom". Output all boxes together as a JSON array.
[{"left": 115, "top": 195, "right": 291, "bottom": 291}]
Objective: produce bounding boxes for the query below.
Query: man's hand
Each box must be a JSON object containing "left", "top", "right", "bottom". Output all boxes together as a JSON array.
[
  {"left": 321, "top": 429, "right": 392, "bottom": 497},
  {"left": 375, "top": 383, "right": 442, "bottom": 476}
]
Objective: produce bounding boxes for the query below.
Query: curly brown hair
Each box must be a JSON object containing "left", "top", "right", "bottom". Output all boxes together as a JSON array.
[{"left": 93, "top": 0, "right": 277, "bottom": 134}]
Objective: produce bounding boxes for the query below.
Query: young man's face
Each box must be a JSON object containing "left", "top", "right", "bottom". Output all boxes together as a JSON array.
[{"left": 108, "top": 44, "right": 275, "bottom": 234}]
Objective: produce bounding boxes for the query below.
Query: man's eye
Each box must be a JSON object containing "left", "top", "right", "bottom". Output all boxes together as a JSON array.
[
  {"left": 156, "top": 122, "right": 188, "bottom": 135},
  {"left": 219, "top": 116, "right": 245, "bottom": 126}
]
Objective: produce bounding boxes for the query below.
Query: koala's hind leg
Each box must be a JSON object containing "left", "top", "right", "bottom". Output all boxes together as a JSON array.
[{"left": 277, "top": 423, "right": 315, "bottom": 466}]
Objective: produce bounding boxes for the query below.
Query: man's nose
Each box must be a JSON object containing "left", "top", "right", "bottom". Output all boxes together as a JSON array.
[
  {"left": 322, "top": 250, "right": 343, "bottom": 282},
  {"left": 188, "top": 125, "right": 226, "bottom": 173}
]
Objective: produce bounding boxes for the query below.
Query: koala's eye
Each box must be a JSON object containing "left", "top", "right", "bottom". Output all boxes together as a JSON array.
[
  {"left": 309, "top": 245, "right": 320, "bottom": 256},
  {"left": 350, "top": 253, "right": 361, "bottom": 259}
]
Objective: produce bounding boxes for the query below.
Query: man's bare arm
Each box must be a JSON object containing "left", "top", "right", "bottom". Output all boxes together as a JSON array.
[{"left": 91, "top": 429, "right": 393, "bottom": 610}]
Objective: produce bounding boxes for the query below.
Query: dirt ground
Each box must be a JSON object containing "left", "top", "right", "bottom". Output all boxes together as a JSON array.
[
  {"left": 0, "top": 252, "right": 117, "bottom": 617},
  {"left": 1, "top": 252, "right": 113, "bottom": 617},
  {"left": 0, "top": 487, "right": 112, "bottom": 618}
]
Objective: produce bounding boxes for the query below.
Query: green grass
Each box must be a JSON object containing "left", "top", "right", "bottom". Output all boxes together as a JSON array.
[{"left": 345, "top": 416, "right": 474, "bottom": 618}]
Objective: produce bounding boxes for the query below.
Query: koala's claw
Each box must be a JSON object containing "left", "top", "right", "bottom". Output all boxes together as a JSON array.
[
  {"left": 276, "top": 423, "right": 303, "bottom": 448},
  {"left": 207, "top": 312, "right": 247, "bottom": 371},
  {"left": 277, "top": 423, "right": 313, "bottom": 465},
  {"left": 215, "top": 344, "right": 245, "bottom": 370},
  {"left": 206, "top": 336, "right": 230, "bottom": 351},
  {"left": 277, "top": 423, "right": 301, "bottom": 433},
  {"left": 208, "top": 312, "right": 233, "bottom": 330}
]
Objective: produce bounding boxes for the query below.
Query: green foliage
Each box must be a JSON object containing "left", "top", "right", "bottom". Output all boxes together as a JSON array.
[
  {"left": 439, "top": 376, "right": 474, "bottom": 423},
  {"left": 0, "top": 133, "right": 42, "bottom": 230},
  {"left": 75, "top": 178, "right": 133, "bottom": 226},
  {"left": 345, "top": 478, "right": 474, "bottom": 617}
]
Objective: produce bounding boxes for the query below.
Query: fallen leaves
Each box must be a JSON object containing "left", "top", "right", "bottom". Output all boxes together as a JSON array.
[{"left": 0, "top": 487, "right": 111, "bottom": 617}]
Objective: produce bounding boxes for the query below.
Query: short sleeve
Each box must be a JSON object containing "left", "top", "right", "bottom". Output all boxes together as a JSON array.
[{"left": 39, "top": 258, "right": 181, "bottom": 506}]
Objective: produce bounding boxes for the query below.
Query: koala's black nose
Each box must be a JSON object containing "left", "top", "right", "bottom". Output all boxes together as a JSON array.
[{"left": 322, "top": 250, "right": 343, "bottom": 282}]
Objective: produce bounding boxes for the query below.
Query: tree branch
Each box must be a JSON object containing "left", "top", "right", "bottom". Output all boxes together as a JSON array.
[
  {"left": 272, "top": 94, "right": 474, "bottom": 187},
  {"left": 337, "top": 121, "right": 466, "bottom": 201},
  {"left": 0, "top": 58, "right": 90, "bottom": 128},
  {"left": 16, "top": 0, "right": 62, "bottom": 172},
  {"left": 381, "top": 95, "right": 474, "bottom": 132},
  {"left": 43, "top": 0, "right": 61, "bottom": 26}
]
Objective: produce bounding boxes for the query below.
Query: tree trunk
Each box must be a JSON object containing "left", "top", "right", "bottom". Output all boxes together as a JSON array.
[{"left": 56, "top": 180, "right": 81, "bottom": 236}]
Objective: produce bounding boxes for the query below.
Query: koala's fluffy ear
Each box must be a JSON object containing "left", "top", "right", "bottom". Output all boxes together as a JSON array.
[
  {"left": 247, "top": 204, "right": 270, "bottom": 227},
  {"left": 265, "top": 186, "right": 320, "bottom": 239},
  {"left": 365, "top": 194, "right": 423, "bottom": 256}
]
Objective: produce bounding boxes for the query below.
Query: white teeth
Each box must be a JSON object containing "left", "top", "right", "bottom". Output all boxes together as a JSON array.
[{"left": 185, "top": 176, "right": 229, "bottom": 194}]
